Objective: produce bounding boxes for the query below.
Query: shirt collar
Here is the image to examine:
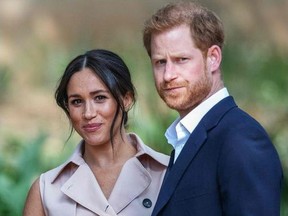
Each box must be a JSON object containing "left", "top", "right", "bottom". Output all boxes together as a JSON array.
[{"left": 165, "top": 88, "right": 229, "bottom": 146}]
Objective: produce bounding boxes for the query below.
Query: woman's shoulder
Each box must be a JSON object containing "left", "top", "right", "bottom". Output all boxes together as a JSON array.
[
  {"left": 40, "top": 142, "right": 85, "bottom": 184},
  {"left": 23, "top": 177, "right": 46, "bottom": 216},
  {"left": 129, "top": 133, "right": 170, "bottom": 167}
]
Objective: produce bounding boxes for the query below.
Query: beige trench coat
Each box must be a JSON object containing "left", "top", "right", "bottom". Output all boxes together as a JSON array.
[{"left": 39, "top": 133, "right": 169, "bottom": 216}]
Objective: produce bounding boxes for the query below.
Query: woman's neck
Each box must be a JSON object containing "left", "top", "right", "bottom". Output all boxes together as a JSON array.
[{"left": 83, "top": 133, "right": 137, "bottom": 169}]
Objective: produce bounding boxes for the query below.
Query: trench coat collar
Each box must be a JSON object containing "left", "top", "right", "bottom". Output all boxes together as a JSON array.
[{"left": 48, "top": 133, "right": 168, "bottom": 215}]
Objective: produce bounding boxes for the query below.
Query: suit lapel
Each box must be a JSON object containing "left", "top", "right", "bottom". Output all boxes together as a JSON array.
[
  {"left": 152, "top": 124, "right": 207, "bottom": 215},
  {"left": 152, "top": 96, "right": 237, "bottom": 216}
]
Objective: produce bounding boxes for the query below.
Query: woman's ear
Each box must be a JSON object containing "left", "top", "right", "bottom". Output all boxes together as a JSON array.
[
  {"left": 64, "top": 102, "right": 70, "bottom": 113},
  {"left": 123, "top": 92, "right": 133, "bottom": 112},
  {"left": 207, "top": 45, "right": 222, "bottom": 72}
]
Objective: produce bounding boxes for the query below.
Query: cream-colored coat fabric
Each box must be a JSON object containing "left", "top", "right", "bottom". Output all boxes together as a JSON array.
[{"left": 39, "top": 133, "right": 169, "bottom": 216}]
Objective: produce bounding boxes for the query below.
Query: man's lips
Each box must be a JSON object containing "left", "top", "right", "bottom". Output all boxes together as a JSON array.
[
  {"left": 165, "top": 86, "right": 182, "bottom": 90},
  {"left": 162, "top": 82, "right": 185, "bottom": 90},
  {"left": 82, "top": 123, "right": 102, "bottom": 132},
  {"left": 163, "top": 85, "right": 184, "bottom": 92}
]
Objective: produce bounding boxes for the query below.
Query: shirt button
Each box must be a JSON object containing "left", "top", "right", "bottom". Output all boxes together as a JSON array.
[{"left": 142, "top": 198, "right": 152, "bottom": 208}]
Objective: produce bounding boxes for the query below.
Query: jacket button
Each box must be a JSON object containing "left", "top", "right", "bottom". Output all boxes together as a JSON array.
[{"left": 142, "top": 198, "right": 152, "bottom": 208}]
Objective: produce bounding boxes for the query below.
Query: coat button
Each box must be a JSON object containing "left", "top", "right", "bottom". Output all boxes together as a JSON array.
[{"left": 142, "top": 198, "right": 152, "bottom": 208}]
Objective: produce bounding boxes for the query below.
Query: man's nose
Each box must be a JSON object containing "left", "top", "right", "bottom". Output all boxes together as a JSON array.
[{"left": 164, "top": 61, "right": 177, "bottom": 82}]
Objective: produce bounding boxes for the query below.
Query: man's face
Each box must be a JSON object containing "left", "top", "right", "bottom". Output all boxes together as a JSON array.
[{"left": 150, "top": 24, "right": 213, "bottom": 117}]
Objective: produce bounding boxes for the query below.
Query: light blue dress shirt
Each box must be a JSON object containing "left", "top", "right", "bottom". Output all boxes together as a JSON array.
[{"left": 165, "top": 88, "right": 229, "bottom": 163}]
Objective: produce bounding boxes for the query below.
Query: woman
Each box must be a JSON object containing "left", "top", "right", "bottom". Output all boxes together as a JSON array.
[{"left": 23, "top": 49, "right": 169, "bottom": 216}]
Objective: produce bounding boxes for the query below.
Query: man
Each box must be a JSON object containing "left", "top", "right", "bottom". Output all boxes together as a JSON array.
[{"left": 143, "top": 1, "right": 283, "bottom": 215}]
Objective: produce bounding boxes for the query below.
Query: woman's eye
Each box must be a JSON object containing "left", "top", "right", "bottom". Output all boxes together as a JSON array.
[
  {"left": 95, "top": 95, "right": 107, "bottom": 102},
  {"left": 70, "top": 99, "right": 82, "bottom": 106}
]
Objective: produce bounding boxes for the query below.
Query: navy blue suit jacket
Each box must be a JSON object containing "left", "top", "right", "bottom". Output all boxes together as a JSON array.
[{"left": 152, "top": 96, "right": 283, "bottom": 216}]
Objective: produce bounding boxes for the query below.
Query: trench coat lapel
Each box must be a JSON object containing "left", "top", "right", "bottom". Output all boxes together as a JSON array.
[
  {"left": 108, "top": 157, "right": 151, "bottom": 214},
  {"left": 61, "top": 163, "right": 117, "bottom": 216},
  {"left": 60, "top": 156, "right": 152, "bottom": 215}
]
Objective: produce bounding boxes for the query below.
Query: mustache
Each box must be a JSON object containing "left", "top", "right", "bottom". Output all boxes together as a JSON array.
[{"left": 160, "top": 81, "right": 187, "bottom": 89}]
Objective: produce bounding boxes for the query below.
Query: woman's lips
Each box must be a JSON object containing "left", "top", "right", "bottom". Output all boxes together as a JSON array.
[{"left": 83, "top": 123, "right": 102, "bottom": 132}]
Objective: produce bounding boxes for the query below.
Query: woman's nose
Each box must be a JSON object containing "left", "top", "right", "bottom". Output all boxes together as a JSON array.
[{"left": 83, "top": 101, "right": 96, "bottom": 119}]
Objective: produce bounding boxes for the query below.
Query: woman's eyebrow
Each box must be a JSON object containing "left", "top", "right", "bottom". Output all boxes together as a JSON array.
[{"left": 68, "top": 89, "right": 109, "bottom": 99}]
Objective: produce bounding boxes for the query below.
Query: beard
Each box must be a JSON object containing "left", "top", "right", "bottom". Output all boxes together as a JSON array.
[{"left": 157, "top": 69, "right": 212, "bottom": 115}]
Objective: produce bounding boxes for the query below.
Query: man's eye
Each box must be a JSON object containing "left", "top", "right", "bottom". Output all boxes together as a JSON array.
[
  {"left": 178, "top": 58, "right": 188, "bottom": 63},
  {"left": 154, "top": 59, "right": 166, "bottom": 66},
  {"left": 158, "top": 60, "right": 166, "bottom": 65}
]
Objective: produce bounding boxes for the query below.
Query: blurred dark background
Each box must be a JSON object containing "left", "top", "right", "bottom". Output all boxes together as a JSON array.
[{"left": 0, "top": 0, "right": 287, "bottom": 215}]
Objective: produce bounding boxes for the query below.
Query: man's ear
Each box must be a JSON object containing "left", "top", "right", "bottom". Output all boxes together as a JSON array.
[{"left": 207, "top": 45, "right": 222, "bottom": 72}]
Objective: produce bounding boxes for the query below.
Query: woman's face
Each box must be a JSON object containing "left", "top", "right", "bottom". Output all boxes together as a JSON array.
[{"left": 66, "top": 68, "right": 124, "bottom": 147}]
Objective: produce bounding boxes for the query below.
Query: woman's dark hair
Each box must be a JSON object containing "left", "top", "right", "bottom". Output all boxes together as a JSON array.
[{"left": 55, "top": 49, "right": 136, "bottom": 143}]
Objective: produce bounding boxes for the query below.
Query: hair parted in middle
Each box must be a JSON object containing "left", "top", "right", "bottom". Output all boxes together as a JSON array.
[{"left": 55, "top": 49, "right": 136, "bottom": 142}]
